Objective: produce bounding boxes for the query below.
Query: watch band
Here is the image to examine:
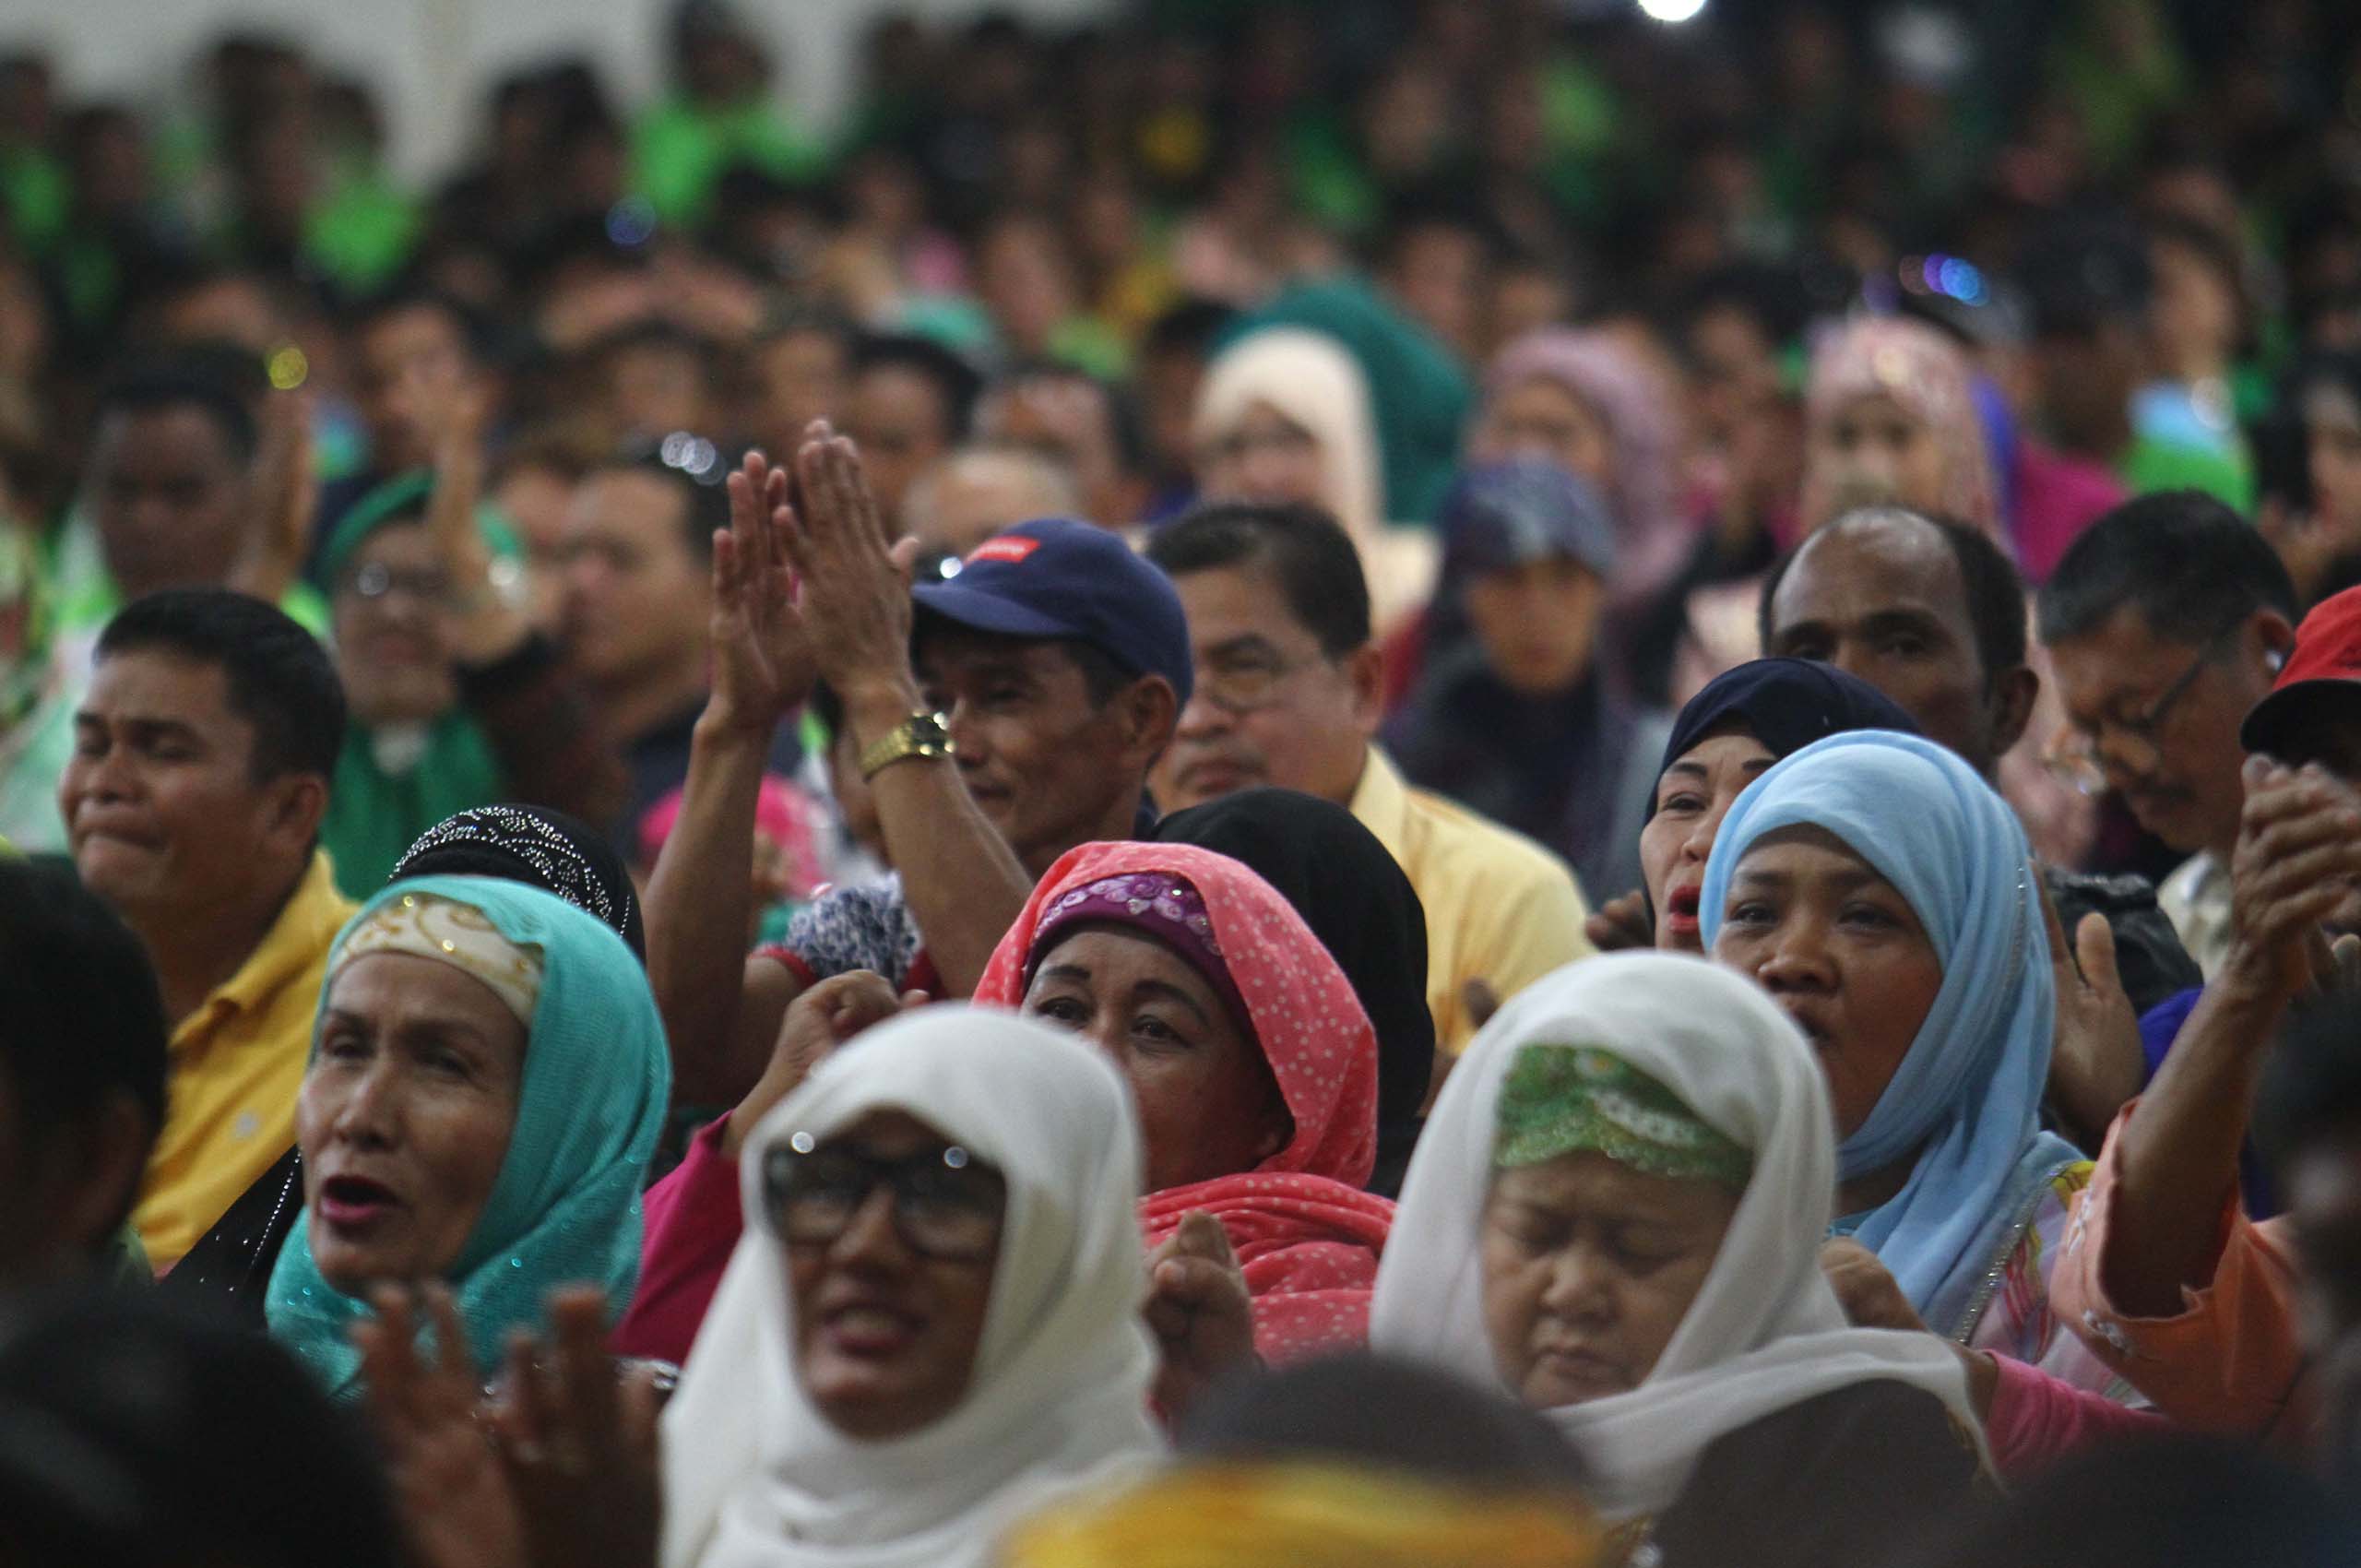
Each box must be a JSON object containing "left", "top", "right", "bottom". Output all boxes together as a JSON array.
[{"left": 859, "top": 711, "right": 955, "bottom": 780}]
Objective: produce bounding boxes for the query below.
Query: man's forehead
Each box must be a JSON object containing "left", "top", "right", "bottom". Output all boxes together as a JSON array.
[
  {"left": 83, "top": 649, "right": 238, "bottom": 722},
  {"left": 915, "top": 623, "right": 1067, "bottom": 672},
  {"left": 1776, "top": 516, "right": 1965, "bottom": 625}
]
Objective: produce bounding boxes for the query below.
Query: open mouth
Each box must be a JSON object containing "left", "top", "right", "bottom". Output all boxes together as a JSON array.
[
  {"left": 820, "top": 1299, "right": 925, "bottom": 1357},
  {"left": 1664, "top": 885, "right": 1703, "bottom": 932},
  {"left": 317, "top": 1174, "right": 399, "bottom": 1228}
]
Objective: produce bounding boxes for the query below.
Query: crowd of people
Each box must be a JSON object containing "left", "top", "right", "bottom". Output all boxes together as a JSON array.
[{"left": 8, "top": 0, "right": 2361, "bottom": 1562}]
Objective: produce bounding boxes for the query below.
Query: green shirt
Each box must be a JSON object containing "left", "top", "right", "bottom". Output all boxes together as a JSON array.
[{"left": 2118, "top": 435, "right": 2255, "bottom": 516}]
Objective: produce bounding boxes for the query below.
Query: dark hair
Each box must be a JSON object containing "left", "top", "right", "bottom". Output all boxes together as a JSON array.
[
  {"left": 2256, "top": 994, "right": 2361, "bottom": 1177},
  {"left": 0, "top": 860, "right": 167, "bottom": 1189},
  {"left": 95, "top": 589, "right": 346, "bottom": 783},
  {"left": 345, "top": 281, "right": 490, "bottom": 364},
  {"left": 598, "top": 437, "right": 738, "bottom": 555},
  {"left": 2037, "top": 491, "right": 2297, "bottom": 647},
  {"left": 1142, "top": 298, "right": 1236, "bottom": 362},
  {"left": 1759, "top": 507, "right": 2027, "bottom": 685},
  {"left": 1146, "top": 501, "right": 1372, "bottom": 658},
  {"left": 2019, "top": 214, "right": 2154, "bottom": 338},
  {"left": 753, "top": 302, "right": 858, "bottom": 355},
  {"left": 90, "top": 361, "right": 259, "bottom": 467},
  {"left": 851, "top": 333, "right": 983, "bottom": 443}
]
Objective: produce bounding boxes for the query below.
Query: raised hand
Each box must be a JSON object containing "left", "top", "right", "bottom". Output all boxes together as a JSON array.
[
  {"left": 425, "top": 386, "right": 529, "bottom": 665},
  {"left": 1145, "top": 1210, "right": 1260, "bottom": 1421},
  {"left": 356, "top": 1285, "right": 530, "bottom": 1568},
  {"left": 486, "top": 1287, "right": 662, "bottom": 1568},
  {"left": 776, "top": 422, "right": 923, "bottom": 710},
  {"left": 1584, "top": 888, "right": 1655, "bottom": 952},
  {"left": 2226, "top": 758, "right": 2361, "bottom": 1003},
  {"left": 709, "top": 449, "right": 818, "bottom": 737},
  {"left": 2042, "top": 881, "right": 2143, "bottom": 1150},
  {"left": 723, "top": 970, "right": 923, "bottom": 1158},
  {"left": 231, "top": 391, "right": 316, "bottom": 606}
]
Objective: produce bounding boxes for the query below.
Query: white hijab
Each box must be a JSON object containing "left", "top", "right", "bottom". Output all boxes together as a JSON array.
[
  {"left": 1370, "top": 954, "right": 1984, "bottom": 1521},
  {"left": 659, "top": 1006, "right": 1163, "bottom": 1568}
]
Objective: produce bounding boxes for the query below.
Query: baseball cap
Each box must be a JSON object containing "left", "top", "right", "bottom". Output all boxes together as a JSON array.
[
  {"left": 1438, "top": 459, "right": 1618, "bottom": 579},
  {"left": 912, "top": 517, "right": 1194, "bottom": 707},
  {"left": 2241, "top": 584, "right": 2361, "bottom": 757}
]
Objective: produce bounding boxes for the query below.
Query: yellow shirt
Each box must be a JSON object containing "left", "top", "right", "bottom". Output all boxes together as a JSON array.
[
  {"left": 136, "top": 852, "right": 355, "bottom": 1270},
  {"left": 1349, "top": 748, "right": 1594, "bottom": 1054}
]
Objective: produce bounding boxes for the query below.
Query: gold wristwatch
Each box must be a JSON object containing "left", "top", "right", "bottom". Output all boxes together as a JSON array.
[{"left": 859, "top": 711, "right": 955, "bottom": 779}]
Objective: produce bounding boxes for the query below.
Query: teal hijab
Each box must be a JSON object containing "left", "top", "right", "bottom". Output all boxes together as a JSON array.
[
  {"left": 266, "top": 875, "right": 672, "bottom": 1401},
  {"left": 1699, "top": 730, "right": 2079, "bottom": 1336}
]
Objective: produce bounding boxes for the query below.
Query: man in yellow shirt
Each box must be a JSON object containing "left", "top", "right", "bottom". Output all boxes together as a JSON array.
[
  {"left": 1146, "top": 503, "right": 1594, "bottom": 1068},
  {"left": 59, "top": 589, "right": 353, "bottom": 1270}
]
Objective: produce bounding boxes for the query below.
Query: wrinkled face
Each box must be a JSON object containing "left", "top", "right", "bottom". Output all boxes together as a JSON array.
[
  {"left": 847, "top": 365, "right": 954, "bottom": 525},
  {"left": 916, "top": 627, "right": 1152, "bottom": 876},
  {"left": 1463, "top": 558, "right": 1604, "bottom": 695},
  {"left": 1197, "top": 400, "right": 1327, "bottom": 514},
  {"left": 298, "top": 952, "right": 526, "bottom": 1294},
  {"left": 749, "top": 329, "right": 850, "bottom": 453},
  {"left": 332, "top": 523, "right": 457, "bottom": 727},
  {"left": 87, "top": 407, "right": 251, "bottom": 602},
  {"left": 1641, "top": 727, "right": 1776, "bottom": 952},
  {"left": 354, "top": 305, "right": 472, "bottom": 473},
  {"left": 1157, "top": 564, "right": 1372, "bottom": 811},
  {"left": 1470, "top": 377, "right": 1614, "bottom": 495},
  {"left": 559, "top": 469, "right": 708, "bottom": 688},
  {"left": 1806, "top": 392, "right": 1949, "bottom": 523},
  {"left": 1480, "top": 1151, "right": 1739, "bottom": 1408},
  {"left": 1764, "top": 513, "right": 2000, "bottom": 774},
  {"left": 786, "top": 1111, "right": 1001, "bottom": 1441},
  {"left": 1712, "top": 827, "right": 1943, "bottom": 1140},
  {"left": 62, "top": 651, "right": 303, "bottom": 927},
  {"left": 2306, "top": 382, "right": 2361, "bottom": 534},
  {"left": 2046, "top": 606, "right": 2273, "bottom": 856},
  {"left": 1023, "top": 926, "right": 1289, "bottom": 1193}
]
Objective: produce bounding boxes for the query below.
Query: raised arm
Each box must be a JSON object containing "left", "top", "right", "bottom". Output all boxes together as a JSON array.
[
  {"left": 781, "top": 426, "right": 1031, "bottom": 996},
  {"left": 2102, "top": 759, "right": 2361, "bottom": 1316},
  {"left": 644, "top": 452, "right": 815, "bottom": 1101}
]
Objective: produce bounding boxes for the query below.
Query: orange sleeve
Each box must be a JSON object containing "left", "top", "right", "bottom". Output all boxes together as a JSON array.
[{"left": 2050, "top": 1099, "right": 2309, "bottom": 1443}]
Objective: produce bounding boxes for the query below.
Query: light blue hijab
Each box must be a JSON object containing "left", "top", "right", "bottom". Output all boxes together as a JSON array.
[
  {"left": 266, "top": 874, "right": 672, "bottom": 1401},
  {"left": 1699, "top": 730, "right": 2081, "bottom": 1335}
]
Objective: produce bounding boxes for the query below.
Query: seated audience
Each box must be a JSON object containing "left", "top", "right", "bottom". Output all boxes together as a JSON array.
[
  {"left": 62, "top": 589, "right": 353, "bottom": 1272},
  {"left": 900, "top": 442, "right": 1081, "bottom": 564},
  {"left": 1146, "top": 500, "right": 1592, "bottom": 1058},
  {"left": 1384, "top": 460, "right": 1669, "bottom": 903},
  {"left": 1151, "top": 788, "right": 1433, "bottom": 1194},
  {"left": 845, "top": 332, "right": 983, "bottom": 529},
  {"left": 2038, "top": 492, "right": 2298, "bottom": 979},
  {"left": 1699, "top": 730, "right": 2122, "bottom": 1397},
  {"left": 1371, "top": 953, "right": 1984, "bottom": 1567},
  {"left": 0, "top": 857, "right": 167, "bottom": 1285},
  {"left": 265, "top": 875, "right": 670, "bottom": 1400}
]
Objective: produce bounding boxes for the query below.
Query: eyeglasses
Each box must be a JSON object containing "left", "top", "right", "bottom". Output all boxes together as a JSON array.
[
  {"left": 346, "top": 563, "right": 453, "bottom": 606},
  {"left": 761, "top": 1133, "right": 1008, "bottom": 1263},
  {"left": 2045, "top": 624, "right": 2236, "bottom": 796},
  {"left": 1195, "top": 651, "right": 1318, "bottom": 714}
]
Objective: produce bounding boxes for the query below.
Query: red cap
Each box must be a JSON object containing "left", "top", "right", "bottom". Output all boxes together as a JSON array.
[{"left": 2240, "top": 584, "right": 2361, "bottom": 755}]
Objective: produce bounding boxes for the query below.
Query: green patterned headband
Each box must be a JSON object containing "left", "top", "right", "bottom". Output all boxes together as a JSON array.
[{"left": 1493, "top": 1044, "right": 1753, "bottom": 1191}]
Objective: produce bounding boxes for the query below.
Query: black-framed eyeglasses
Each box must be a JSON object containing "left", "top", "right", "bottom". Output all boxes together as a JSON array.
[
  {"left": 761, "top": 1133, "right": 1008, "bottom": 1262},
  {"left": 2046, "top": 623, "right": 2239, "bottom": 795},
  {"left": 346, "top": 563, "right": 454, "bottom": 606}
]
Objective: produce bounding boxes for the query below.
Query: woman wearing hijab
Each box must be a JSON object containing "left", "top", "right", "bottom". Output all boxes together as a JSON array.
[
  {"left": 1607, "top": 659, "right": 1918, "bottom": 952},
  {"left": 162, "top": 806, "right": 652, "bottom": 1318},
  {"left": 1149, "top": 788, "right": 1435, "bottom": 1196},
  {"left": 1191, "top": 327, "right": 1439, "bottom": 635},
  {"left": 1699, "top": 730, "right": 2119, "bottom": 1396},
  {"left": 1371, "top": 954, "right": 1984, "bottom": 1567},
  {"left": 262, "top": 875, "right": 670, "bottom": 1401},
  {"left": 658, "top": 1006, "right": 1162, "bottom": 1568},
  {"left": 1384, "top": 460, "right": 1672, "bottom": 904},
  {"left": 974, "top": 842, "right": 1393, "bottom": 1364}
]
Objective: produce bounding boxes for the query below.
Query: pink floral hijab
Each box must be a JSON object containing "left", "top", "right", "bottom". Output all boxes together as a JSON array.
[
  {"left": 1797, "top": 315, "right": 2004, "bottom": 541},
  {"left": 976, "top": 841, "right": 1393, "bottom": 1363}
]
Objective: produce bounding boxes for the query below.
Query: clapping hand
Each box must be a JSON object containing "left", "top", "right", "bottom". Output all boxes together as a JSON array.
[
  {"left": 774, "top": 422, "right": 923, "bottom": 707},
  {"left": 708, "top": 449, "right": 819, "bottom": 738},
  {"left": 723, "top": 970, "right": 924, "bottom": 1158}
]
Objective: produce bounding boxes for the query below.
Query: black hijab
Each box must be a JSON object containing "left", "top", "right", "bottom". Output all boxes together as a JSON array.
[
  {"left": 1151, "top": 788, "right": 1433, "bottom": 1195},
  {"left": 392, "top": 803, "right": 646, "bottom": 960},
  {"left": 1654, "top": 658, "right": 1921, "bottom": 811}
]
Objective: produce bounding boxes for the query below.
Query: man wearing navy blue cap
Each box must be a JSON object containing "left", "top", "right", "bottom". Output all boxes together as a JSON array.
[{"left": 643, "top": 423, "right": 1188, "bottom": 1106}]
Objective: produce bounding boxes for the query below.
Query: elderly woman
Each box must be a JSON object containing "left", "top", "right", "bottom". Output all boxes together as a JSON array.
[
  {"left": 263, "top": 876, "right": 671, "bottom": 1401},
  {"left": 1372, "top": 954, "right": 1983, "bottom": 1566},
  {"left": 1698, "top": 730, "right": 2119, "bottom": 1397},
  {"left": 976, "top": 841, "right": 1394, "bottom": 1363},
  {"left": 619, "top": 842, "right": 1392, "bottom": 1370},
  {"left": 1590, "top": 658, "right": 1918, "bottom": 952},
  {"left": 1192, "top": 327, "right": 1437, "bottom": 634}
]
